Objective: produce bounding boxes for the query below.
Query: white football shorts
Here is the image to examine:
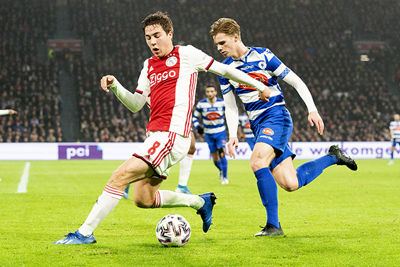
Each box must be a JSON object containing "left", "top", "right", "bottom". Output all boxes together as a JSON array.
[{"left": 133, "top": 131, "right": 190, "bottom": 179}]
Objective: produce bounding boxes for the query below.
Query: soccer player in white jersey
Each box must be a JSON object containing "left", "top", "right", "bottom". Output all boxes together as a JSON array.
[
  {"left": 54, "top": 12, "right": 272, "bottom": 245},
  {"left": 193, "top": 85, "right": 229, "bottom": 184},
  {"left": 238, "top": 112, "right": 255, "bottom": 150},
  {"left": 388, "top": 114, "right": 400, "bottom": 165},
  {"left": 0, "top": 109, "right": 17, "bottom": 116},
  {"left": 210, "top": 18, "right": 358, "bottom": 236}
]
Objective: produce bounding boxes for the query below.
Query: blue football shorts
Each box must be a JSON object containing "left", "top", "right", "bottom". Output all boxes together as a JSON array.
[
  {"left": 252, "top": 105, "right": 296, "bottom": 170},
  {"left": 204, "top": 131, "right": 227, "bottom": 154}
]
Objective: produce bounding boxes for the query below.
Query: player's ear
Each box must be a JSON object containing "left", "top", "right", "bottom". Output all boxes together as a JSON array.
[{"left": 167, "top": 31, "right": 173, "bottom": 39}]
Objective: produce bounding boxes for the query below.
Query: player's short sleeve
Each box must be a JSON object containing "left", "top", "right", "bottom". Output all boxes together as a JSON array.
[
  {"left": 136, "top": 60, "right": 150, "bottom": 97},
  {"left": 185, "top": 45, "right": 214, "bottom": 72},
  {"left": 218, "top": 75, "right": 235, "bottom": 95},
  {"left": 263, "top": 49, "right": 291, "bottom": 79},
  {"left": 390, "top": 122, "right": 395, "bottom": 130}
]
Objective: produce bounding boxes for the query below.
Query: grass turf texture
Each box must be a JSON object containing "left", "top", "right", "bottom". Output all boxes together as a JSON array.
[{"left": 0, "top": 159, "right": 399, "bottom": 266}]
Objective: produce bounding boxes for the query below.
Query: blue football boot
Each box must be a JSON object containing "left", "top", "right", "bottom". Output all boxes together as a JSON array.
[
  {"left": 196, "top": 192, "right": 217, "bottom": 232},
  {"left": 53, "top": 230, "right": 96, "bottom": 245},
  {"left": 175, "top": 185, "right": 192, "bottom": 194}
]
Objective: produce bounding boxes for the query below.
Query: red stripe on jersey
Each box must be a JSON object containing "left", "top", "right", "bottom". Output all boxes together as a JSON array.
[
  {"left": 205, "top": 58, "right": 214, "bottom": 70},
  {"left": 184, "top": 73, "right": 197, "bottom": 136},
  {"left": 136, "top": 89, "right": 143, "bottom": 94}
]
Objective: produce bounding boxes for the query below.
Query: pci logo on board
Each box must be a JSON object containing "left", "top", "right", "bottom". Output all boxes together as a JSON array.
[{"left": 58, "top": 145, "right": 103, "bottom": 160}]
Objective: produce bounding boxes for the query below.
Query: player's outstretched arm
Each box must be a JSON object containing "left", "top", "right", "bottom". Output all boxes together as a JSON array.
[
  {"left": 223, "top": 91, "right": 239, "bottom": 158},
  {"left": 100, "top": 75, "right": 146, "bottom": 113},
  {"left": 0, "top": 109, "right": 17, "bottom": 116},
  {"left": 282, "top": 71, "right": 324, "bottom": 135},
  {"left": 208, "top": 61, "right": 271, "bottom": 102}
]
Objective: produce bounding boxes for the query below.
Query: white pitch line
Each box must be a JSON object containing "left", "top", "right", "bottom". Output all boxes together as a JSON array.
[{"left": 17, "top": 162, "right": 31, "bottom": 193}]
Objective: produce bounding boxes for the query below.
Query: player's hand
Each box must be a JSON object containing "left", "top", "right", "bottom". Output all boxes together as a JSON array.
[
  {"left": 8, "top": 109, "right": 17, "bottom": 115},
  {"left": 197, "top": 126, "right": 204, "bottom": 135},
  {"left": 258, "top": 88, "right": 270, "bottom": 102},
  {"left": 100, "top": 75, "right": 115, "bottom": 93},
  {"left": 227, "top": 137, "right": 239, "bottom": 159},
  {"left": 308, "top": 111, "right": 324, "bottom": 135}
]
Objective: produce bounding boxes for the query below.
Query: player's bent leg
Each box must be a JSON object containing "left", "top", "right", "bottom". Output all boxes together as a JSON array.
[
  {"left": 54, "top": 157, "right": 153, "bottom": 245},
  {"left": 271, "top": 157, "right": 299, "bottom": 192},
  {"left": 132, "top": 177, "right": 163, "bottom": 208}
]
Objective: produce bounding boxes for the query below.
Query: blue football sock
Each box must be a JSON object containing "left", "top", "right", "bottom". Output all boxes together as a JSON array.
[
  {"left": 391, "top": 151, "right": 394, "bottom": 160},
  {"left": 213, "top": 160, "right": 221, "bottom": 171},
  {"left": 296, "top": 155, "right": 337, "bottom": 189},
  {"left": 218, "top": 157, "right": 228, "bottom": 179},
  {"left": 124, "top": 184, "right": 130, "bottom": 194},
  {"left": 254, "top": 167, "right": 279, "bottom": 228}
]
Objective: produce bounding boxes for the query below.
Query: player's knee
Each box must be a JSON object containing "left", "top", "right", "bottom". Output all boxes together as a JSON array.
[{"left": 250, "top": 158, "right": 266, "bottom": 172}]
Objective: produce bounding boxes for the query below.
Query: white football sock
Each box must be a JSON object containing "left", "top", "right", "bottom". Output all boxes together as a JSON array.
[
  {"left": 78, "top": 185, "right": 123, "bottom": 236},
  {"left": 154, "top": 190, "right": 204, "bottom": 210},
  {"left": 178, "top": 155, "right": 194, "bottom": 186}
]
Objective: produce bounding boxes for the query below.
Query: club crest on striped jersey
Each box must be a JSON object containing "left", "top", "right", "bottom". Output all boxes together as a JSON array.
[
  {"left": 262, "top": 128, "right": 274, "bottom": 135},
  {"left": 206, "top": 112, "right": 221, "bottom": 120},
  {"left": 166, "top": 56, "right": 178, "bottom": 67}
]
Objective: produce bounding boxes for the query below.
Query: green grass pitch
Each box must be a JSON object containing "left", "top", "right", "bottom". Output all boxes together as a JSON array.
[{"left": 0, "top": 159, "right": 399, "bottom": 266}]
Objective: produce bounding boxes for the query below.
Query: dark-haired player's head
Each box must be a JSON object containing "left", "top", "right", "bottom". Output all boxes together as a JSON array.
[
  {"left": 210, "top": 18, "right": 243, "bottom": 59},
  {"left": 205, "top": 85, "right": 217, "bottom": 101},
  {"left": 142, "top": 11, "right": 174, "bottom": 58}
]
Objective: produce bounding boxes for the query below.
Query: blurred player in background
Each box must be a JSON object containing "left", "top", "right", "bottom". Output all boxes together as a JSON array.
[
  {"left": 0, "top": 109, "right": 17, "bottom": 116},
  {"left": 193, "top": 85, "right": 229, "bottom": 184},
  {"left": 210, "top": 18, "right": 357, "bottom": 236},
  {"left": 238, "top": 112, "right": 255, "bottom": 150},
  {"left": 388, "top": 113, "right": 400, "bottom": 165},
  {"left": 54, "top": 11, "right": 272, "bottom": 245}
]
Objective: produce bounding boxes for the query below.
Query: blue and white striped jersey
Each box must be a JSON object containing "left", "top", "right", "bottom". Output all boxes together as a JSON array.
[
  {"left": 218, "top": 47, "right": 291, "bottom": 128},
  {"left": 390, "top": 121, "right": 400, "bottom": 141},
  {"left": 238, "top": 113, "right": 254, "bottom": 138},
  {"left": 193, "top": 98, "right": 226, "bottom": 134}
]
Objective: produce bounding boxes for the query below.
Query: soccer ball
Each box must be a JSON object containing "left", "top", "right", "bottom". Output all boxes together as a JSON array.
[{"left": 155, "top": 214, "right": 191, "bottom": 247}]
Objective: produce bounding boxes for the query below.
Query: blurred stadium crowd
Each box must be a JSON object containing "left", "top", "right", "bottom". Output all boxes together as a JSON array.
[{"left": 1, "top": 0, "right": 399, "bottom": 143}]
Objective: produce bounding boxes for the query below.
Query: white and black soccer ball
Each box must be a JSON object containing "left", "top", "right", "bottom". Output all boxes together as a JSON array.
[{"left": 155, "top": 214, "right": 191, "bottom": 247}]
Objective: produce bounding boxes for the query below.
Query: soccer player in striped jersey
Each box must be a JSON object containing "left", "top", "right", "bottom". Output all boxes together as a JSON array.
[
  {"left": 54, "top": 12, "right": 272, "bottom": 245},
  {"left": 193, "top": 85, "right": 229, "bottom": 184},
  {"left": 210, "top": 18, "right": 357, "bottom": 236},
  {"left": 0, "top": 109, "right": 17, "bottom": 116},
  {"left": 388, "top": 114, "right": 400, "bottom": 165},
  {"left": 238, "top": 112, "right": 255, "bottom": 150}
]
